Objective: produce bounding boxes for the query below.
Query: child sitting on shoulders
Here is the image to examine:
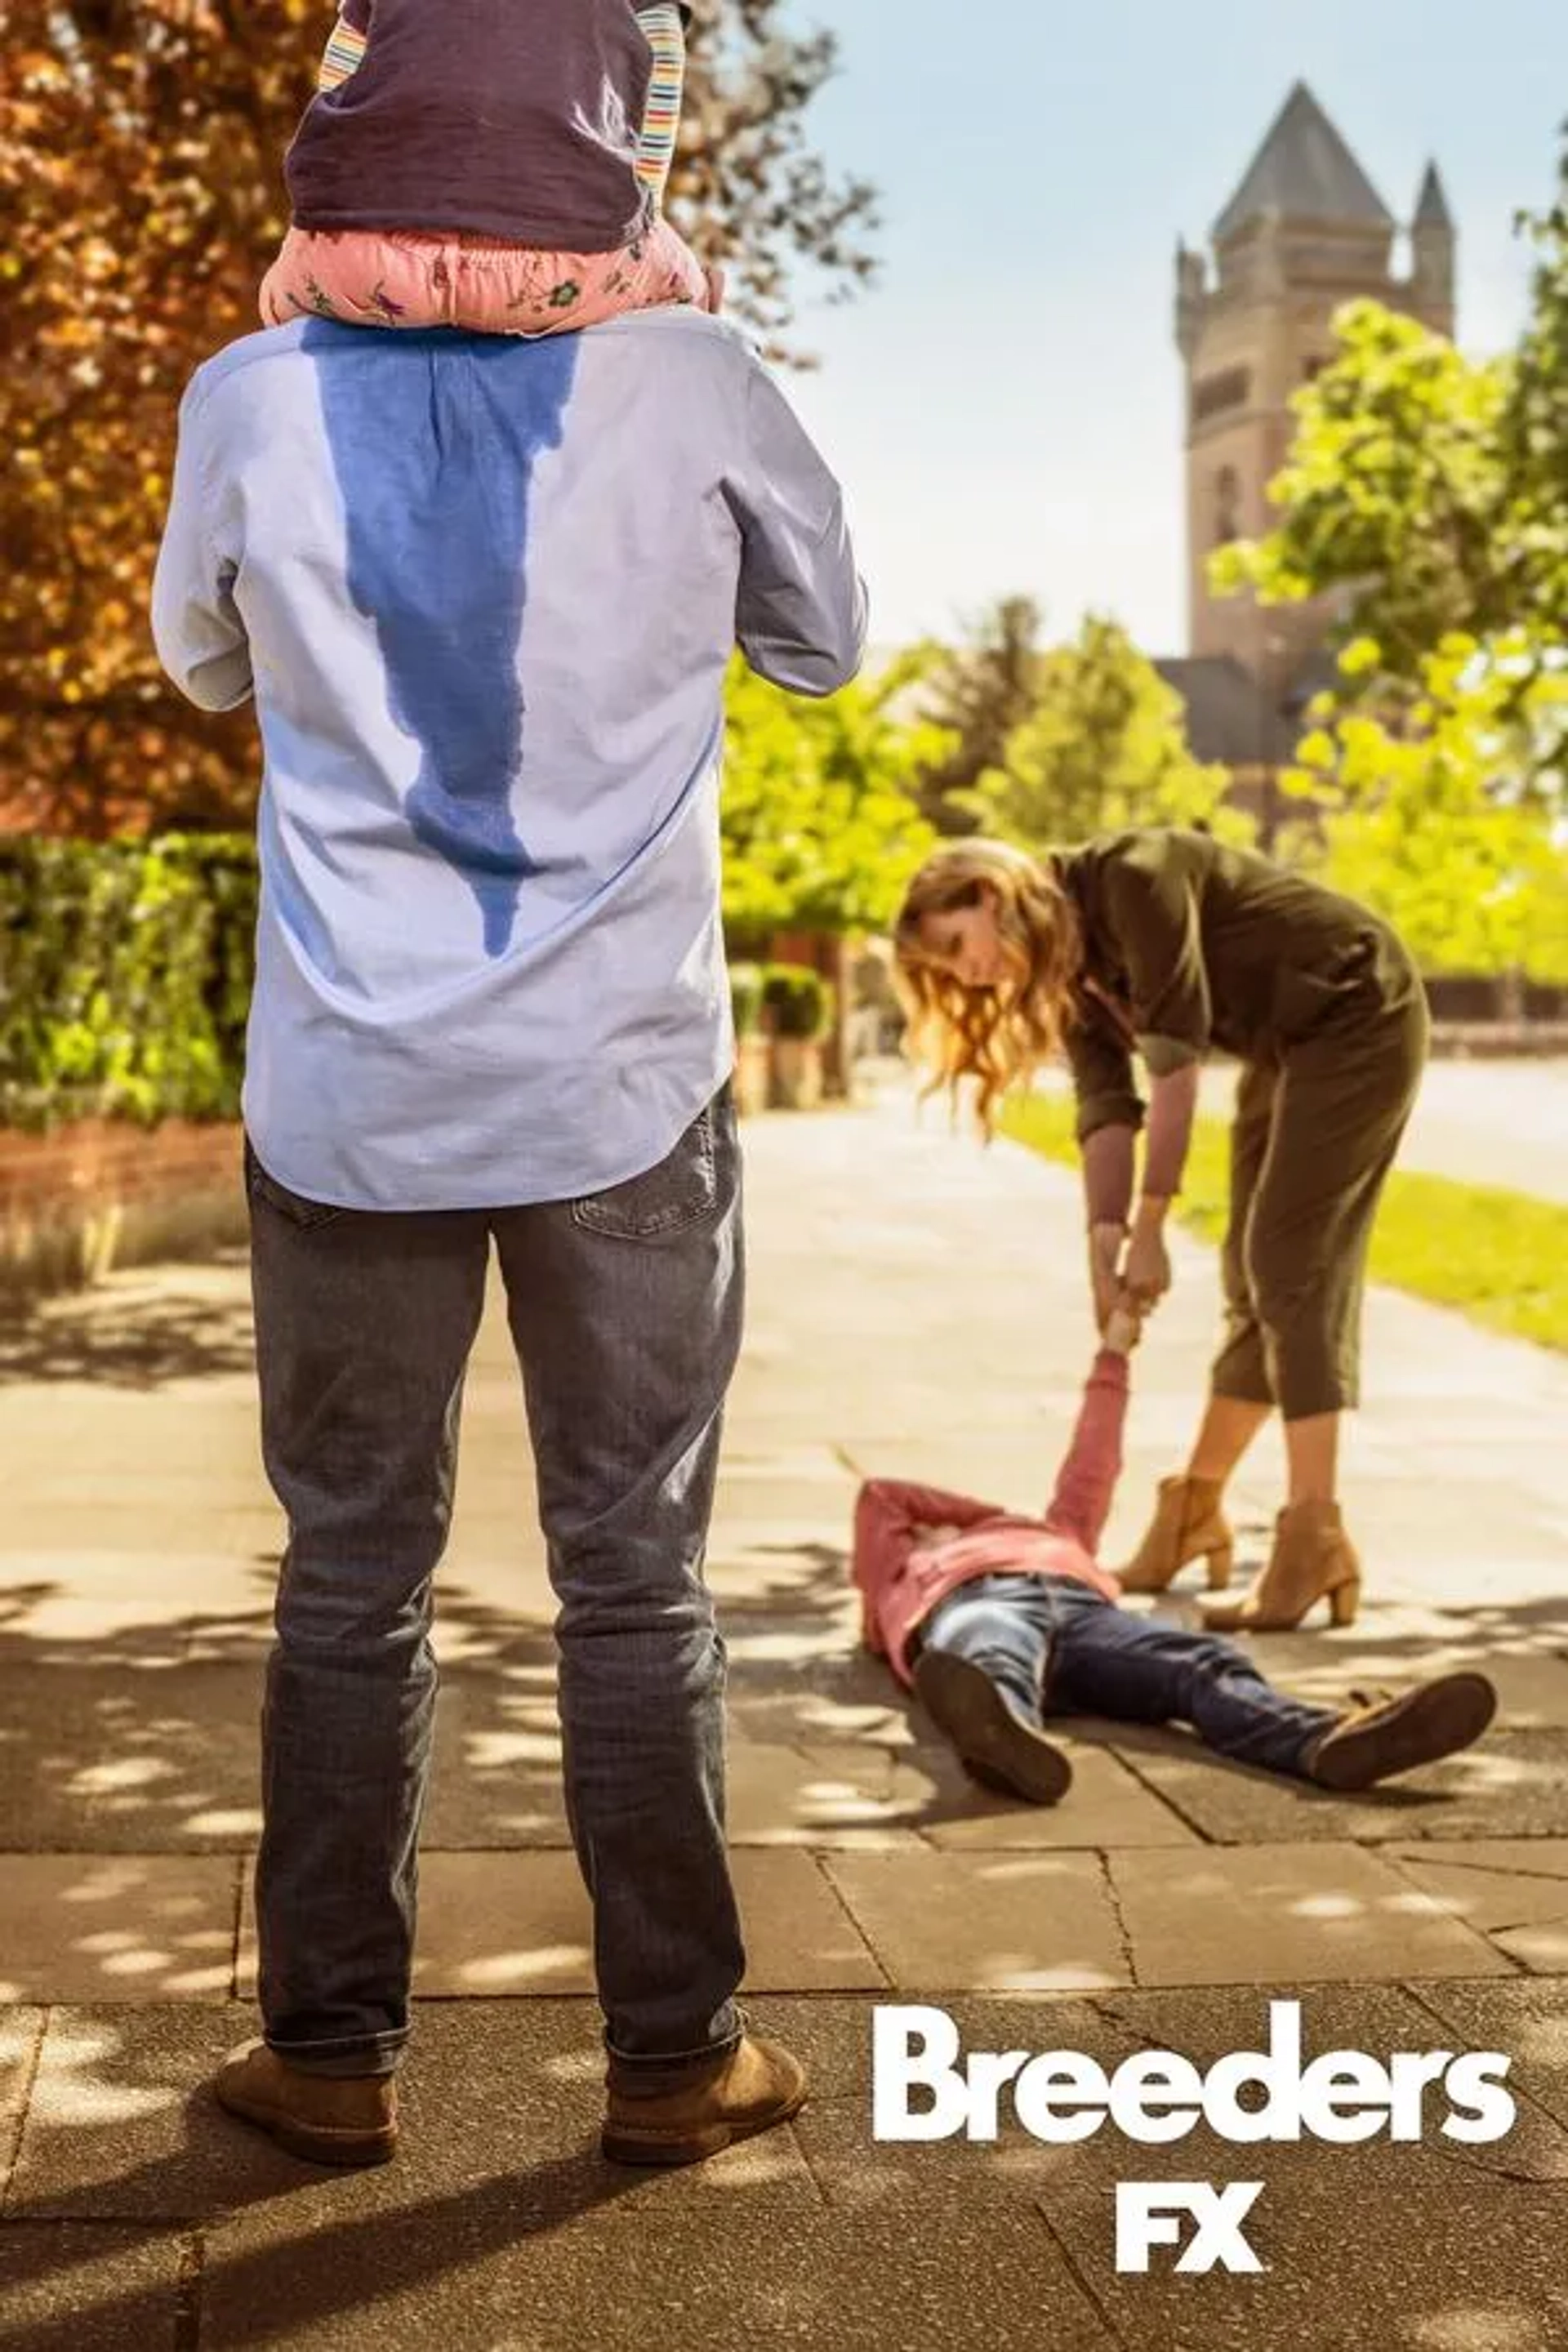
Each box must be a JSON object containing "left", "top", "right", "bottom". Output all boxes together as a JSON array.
[{"left": 261, "top": 2, "right": 712, "bottom": 336}]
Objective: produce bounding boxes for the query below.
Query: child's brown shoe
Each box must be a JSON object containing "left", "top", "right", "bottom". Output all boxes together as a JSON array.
[
  {"left": 915, "top": 1648, "right": 1073, "bottom": 1806},
  {"left": 214, "top": 2041, "right": 398, "bottom": 2167},
  {"left": 602, "top": 2034, "right": 808, "bottom": 2167},
  {"left": 1303, "top": 1673, "right": 1496, "bottom": 1791}
]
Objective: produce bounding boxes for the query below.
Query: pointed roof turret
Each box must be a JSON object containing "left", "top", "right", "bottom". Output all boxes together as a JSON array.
[
  {"left": 1213, "top": 82, "right": 1394, "bottom": 243},
  {"left": 1414, "top": 161, "right": 1454, "bottom": 230}
]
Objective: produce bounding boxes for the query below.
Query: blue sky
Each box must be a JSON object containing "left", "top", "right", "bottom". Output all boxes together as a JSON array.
[{"left": 778, "top": 0, "right": 1567, "bottom": 656}]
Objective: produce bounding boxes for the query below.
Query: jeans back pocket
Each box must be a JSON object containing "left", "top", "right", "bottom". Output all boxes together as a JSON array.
[
  {"left": 570, "top": 1096, "right": 724, "bottom": 1241},
  {"left": 243, "top": 1136, "right": 344, "bottom": 1231}
]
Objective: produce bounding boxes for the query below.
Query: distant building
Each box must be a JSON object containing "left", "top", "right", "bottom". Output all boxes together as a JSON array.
[{"left": 1159, "top": 82, "right": 1457, "bottom": 835}]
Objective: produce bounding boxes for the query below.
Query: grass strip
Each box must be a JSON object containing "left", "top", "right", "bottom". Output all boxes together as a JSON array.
[{"left": 998, "top": 1091, "right": 1568, "bottom": 1356}]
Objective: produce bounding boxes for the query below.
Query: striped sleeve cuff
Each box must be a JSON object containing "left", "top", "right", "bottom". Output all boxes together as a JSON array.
[
  {"left": 635, "top": 2, "right": 688, "bottom": 202},
  {"left": 317, "top": 17, "right": 368, "bottom": 89}
]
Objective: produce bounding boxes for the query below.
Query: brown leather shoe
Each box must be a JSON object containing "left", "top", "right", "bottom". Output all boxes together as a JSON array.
[
  {"left": 214, "top": 2041, "right": 398, "bottom": 2167},
  {"left": 602, "top": 2034, "right": 807, "bottom": 2167},
  {"left": 1303, "top": 1673, "right": 1497, "bottom": 1792}
]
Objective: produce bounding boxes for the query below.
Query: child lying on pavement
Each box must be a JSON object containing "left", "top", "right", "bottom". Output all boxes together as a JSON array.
[{"left": 851, "top": 1308, "right": 1494, "bottom": 1804}]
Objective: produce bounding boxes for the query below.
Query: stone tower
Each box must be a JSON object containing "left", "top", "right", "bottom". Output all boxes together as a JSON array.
[{"left": 1175, "top": 83, "right": 1456, "bottom": 694}]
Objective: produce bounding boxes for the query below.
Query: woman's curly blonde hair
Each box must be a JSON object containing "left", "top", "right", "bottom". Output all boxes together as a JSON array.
[{"left": 892, "top": 840, "right": 1083, "bottom": 1136}]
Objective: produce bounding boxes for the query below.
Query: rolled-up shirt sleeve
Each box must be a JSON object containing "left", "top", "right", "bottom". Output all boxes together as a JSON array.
[
  {"left": 1103, "top": 851, "right": 1212, "bottom": 1073},
  {"left": 150, "top": 384, "right": 252, "bottom": 715},
  {"left": 727, "top": 359, "right": 868, "bottom": 699},
  {"left": 1065, "top": 996, "right": 1145, "bottom": 1145}
]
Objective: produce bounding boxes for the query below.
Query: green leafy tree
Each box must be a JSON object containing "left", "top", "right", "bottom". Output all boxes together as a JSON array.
[
  {"left": 1209, "top": 304, "right": 1513, "bottom": 681},
  {"left": 0, "top": 0, "right": 879, "bottom": 836},
  {"left": 1498, "top": 128, "right": 1568, "bottom": 633},
  {"left": 678, "top": 3, "right": 879, "bottom": 365},
  {"left": 1209, "top": 126, "right": 1568, "bottom": 973},
  {"left": 1286, "top": 631, "right": 1568, "bottom": 981},
  {"left": 908, "top": 595, "right": 1043, "bottom": 837},
  {"left": 962, "top": 616, "right": 1247, "bottom": 849},
  {"left": 721, "top": 655, "right": 943, "bottom": 935},
  {"left": 1212, "top": 129, "right": 1568, "bottom": 688}
]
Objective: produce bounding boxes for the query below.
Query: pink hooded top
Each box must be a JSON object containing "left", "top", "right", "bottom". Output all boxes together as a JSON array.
[{"left": 852, "top": 1352, "right": 1128, "bottom": 1688}]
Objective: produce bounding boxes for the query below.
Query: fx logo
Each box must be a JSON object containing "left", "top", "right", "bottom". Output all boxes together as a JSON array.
[{"left": 1115, "top": 2181, "right": 1264, "bottom": 2274}]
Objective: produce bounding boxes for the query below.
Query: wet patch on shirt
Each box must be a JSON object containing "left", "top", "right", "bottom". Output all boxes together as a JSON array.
[{"left": 305, "top": 323, "right": 578, "bottom": 956}]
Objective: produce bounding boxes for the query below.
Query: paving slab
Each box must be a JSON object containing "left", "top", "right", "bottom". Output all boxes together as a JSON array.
[
  {"left": 0, "top": 1857, "right": 238, "bottom": 2004},
  {"left": 11, "top": 1469, "right": 266, "bottom": 1512},
  {"left": 1389, "top": 1842, "right": 1568, "bottom": 1973},
  {"left": 911, "top": 1732, "right": 1204, "bottom": 1850},
  {"left": 821, "top": 1850, "right": 1130, "bottom": 1992},
  {"left": 704, "top": 1517, "right": 859, "bottom": 1577},
  {"left": 726, "top": 1684, "right": 926, "bottom": 1750},
  {"left": 0, "top": 2009, "right": 45, "bottom": 2197},
  {"left": 1036, "top": 2136, "right": 1568, "bottom": 2352},
  {"left": 0, "top": 1555, "right": 271, "bottom": 1650},
  {"left": 792, "top": 1983, "right": 1568, "bottom": 2340},
  {"left": 419, "top": 1675, "right": 570, "bottom": 1848},
  {"left": 1080, "top": 1977, "right": 1568, "bottom": 2183},
  {"left": 4, "top": 1086, "right": 1568, "bottom": 2341},
  {"left": 7, "top": 2007, "right": 293, "bottom": 2221},
  {"left": 766, "top": 1990, "right": 1146, "bottom": 2101},
  {"left": 1111, "top": 1724, "right": 1568, "bottom": 1845},
  {"left": 719, "top": 1617, "right": 868, "bottom": 1682},
  {"left": 1107, "top": 1842, "right": 1513, "bottom": 1986},
  {"left": 237, "top": 1849, "right": 884, "bottom": 1998},
  {"left": 0, "top": 2223, "right": 186, "bottom": 2352},
  {"left": 0, "top": 1664, "right": 263, "bottom": 1851},
  {"left": 2, "top": 1659, "right": 1044, "bottom": 1858},
  {"left": 705, "top": 1548, "right": 856, "bottom": 1615},
  {"left": 724, "top": 1740, "right": 928, "bottom": 1848},
  {"left": 4, "top": 2001, "right": 813, "bottom": 2224},
  {"left": 1228, "top": 1628, "right": 1568, "bottom": 1731},
  {"left": 1412, "top": 1977, "right": 1568, "bottom": 2140},
  {"left": 799, "top": 2036, "right": 1568, "bottom": 2216},
  {"left": 425, "top": 1587, "right": 555, "bottom": 1665},
  {"left": 712, "top": 1466, "right": 860, "bottom": 1523},
  {"left": 198, "top": 2195, "right": 1116, "bottom": 2352},
  {"left": 0, "top": 1508, "right": 280, "bottom": 1564}
]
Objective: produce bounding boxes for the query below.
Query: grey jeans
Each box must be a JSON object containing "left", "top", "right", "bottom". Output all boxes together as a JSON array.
[{"left": 244, "top": 1085, "right": 746, "bottom": 2084}]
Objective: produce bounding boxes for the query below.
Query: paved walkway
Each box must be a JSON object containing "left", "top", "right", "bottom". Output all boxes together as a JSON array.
[
  {"left": 1213, "top": 1054, "right": 1568, "bottom": 1205},
  {"left": 1032, "top": 1053, "right": 1568, "bottom": 1203},
  {"left": 2, "top": 1089, "right": 1567, "bottom": 2348}
]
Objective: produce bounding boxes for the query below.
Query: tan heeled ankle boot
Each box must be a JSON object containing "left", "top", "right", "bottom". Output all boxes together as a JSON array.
[
  {"left": 1203, "top": 1499, "right": 1361, "bottom": 1633},
  {"left": 1119, "top": 1474, "right": 1234, "bottom": 1593}
]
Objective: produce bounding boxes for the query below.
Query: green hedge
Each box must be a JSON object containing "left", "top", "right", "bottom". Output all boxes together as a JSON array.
[
  {"left": 761, "top": 962, "right": 835, "bottom": 1042},
  {"left": 729, "top": 960, "right": 765, "bottom": 1040},
  {"left": 0, "top": 840, "right": 848, "bottom": 1129},
  {"left": 0, "top": 835, "right": 258, "bottom": 1130}
]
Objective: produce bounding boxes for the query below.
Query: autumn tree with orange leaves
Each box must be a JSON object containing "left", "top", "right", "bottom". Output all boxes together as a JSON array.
[{"left": 0, "top": 1, "right": 878, "bottom": 836}]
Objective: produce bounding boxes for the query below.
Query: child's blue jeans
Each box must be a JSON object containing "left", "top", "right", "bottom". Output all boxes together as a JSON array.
[{"left": 920, "top": 1573, "right": 1335, "bottom": 1777}]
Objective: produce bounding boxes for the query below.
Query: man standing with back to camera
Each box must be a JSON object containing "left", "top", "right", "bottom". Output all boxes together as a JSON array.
[{"left": 153, "top": 291, "right": 865, "bottom": 2167}]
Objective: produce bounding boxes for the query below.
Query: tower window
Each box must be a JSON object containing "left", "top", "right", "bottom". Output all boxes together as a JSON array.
[
  {"left": 1192, "top": 367, "right": 1251, "bottom": 425},
  {"left": 1213, "top": 466, "right": 1241, "bottom": 547}
]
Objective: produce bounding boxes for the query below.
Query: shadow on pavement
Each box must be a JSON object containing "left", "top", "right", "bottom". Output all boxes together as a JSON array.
[
  {"left": 0, "top": 2135, "right": 648, "bottom": 2352},
  {"left": 3, "top": 1549, "right": 1568, "bottom": 1882},
  {"left": 0, "top": 1254, "right": 255, "bottom": 1388}
]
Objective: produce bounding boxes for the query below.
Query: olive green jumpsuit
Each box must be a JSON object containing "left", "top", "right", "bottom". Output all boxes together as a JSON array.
[{"left": 1057, "top": 830, "right": 1429, "bottom": 1423}]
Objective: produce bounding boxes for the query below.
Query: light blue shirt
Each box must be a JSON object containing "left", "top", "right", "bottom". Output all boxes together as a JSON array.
[{"left": 152, "top": 310, "right": 866, "bottom": 1209}]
